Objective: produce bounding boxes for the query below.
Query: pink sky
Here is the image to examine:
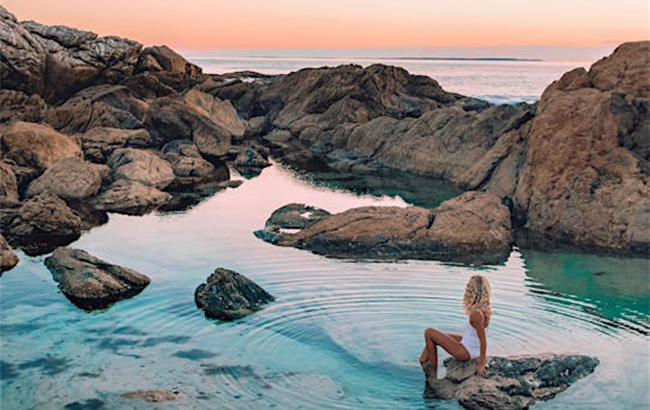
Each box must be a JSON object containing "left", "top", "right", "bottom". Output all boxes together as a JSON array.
[{"left": 4, "top": 0, "right": 649, "bottom": 49}]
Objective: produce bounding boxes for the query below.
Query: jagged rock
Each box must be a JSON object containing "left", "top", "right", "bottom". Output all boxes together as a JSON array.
[
  {"left": 0, "top": 161, "right": 19, "bottom": 205},
  {"left": 161, "top": 140, "right": 219, "bottom": 188},
  {"left": 0, "top": 6, "right": 47, "bottom": 95},
  {"left": 80, "top": 127, "right": 153, "bottom": 163},
  {"left": 233, "top": 146, "right": 271, "bottom": 177},
  {"left": 423, "top": 354, "right": 600, "bottom": 410},
  {"left": 256, "top": 192, "right": 512, "bottom": 263},
  {"left": 0, "top": 90, "right": 46, "bottom": 123},
  {"left": 5, "top": 193, "right": 85, "bottom": 255},
  {"left": 26, "top": 157, "right": 109, "bottom": 199},
  {"left": 195, "top": 268, "right": 274, "bottom": 321},
  {"left": 91, "top": 180, "right": 171, "bottom": 215},
  {"left": 0, "top": 233, "right": 18, "bottom": 274},
  {"left": 107, "top": 148, "right": 174, "bottom": 189},
  {"left": 121, "top": 389, "right": 180, "bottom": 403},
  {"left": 44, "top": 247, "right": 150, "bottom": 310},
  {"left": 181, "top": 89, "right": 246, "bottom": 139},
  {"left": 0, "top": 121, "right": 82, "bottom": 171}
]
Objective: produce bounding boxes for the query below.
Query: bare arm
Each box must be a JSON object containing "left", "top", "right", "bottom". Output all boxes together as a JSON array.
[{"left": 469, "top": 310, "right": 487, "bottom": 376}]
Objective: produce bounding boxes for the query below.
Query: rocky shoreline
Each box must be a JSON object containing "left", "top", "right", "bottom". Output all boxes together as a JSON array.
[{"left": 1, "top": 3, "right": 648, "bottom": 269}]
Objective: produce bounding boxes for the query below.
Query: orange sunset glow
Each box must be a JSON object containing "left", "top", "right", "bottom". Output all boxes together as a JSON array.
[{"left": 4, "top": 0, "right": 648, "bottom": 49}]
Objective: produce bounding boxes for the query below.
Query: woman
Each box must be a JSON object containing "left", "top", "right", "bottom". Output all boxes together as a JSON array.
[{"left": 419, "top": 274, "right": 491, "bottom": 376}]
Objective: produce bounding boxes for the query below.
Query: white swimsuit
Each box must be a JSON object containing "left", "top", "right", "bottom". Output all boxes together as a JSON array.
[{"left": 460, "top": 317, "right": 485, "bottom": 358}]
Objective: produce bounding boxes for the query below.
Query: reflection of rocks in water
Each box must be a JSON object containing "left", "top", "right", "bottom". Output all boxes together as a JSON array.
[
  {"left": 292, "top": 167, "right": 462, "bottom": 209},
  {"left": 95, "top": 337, "right": 140, "bottom": 353},
  {"left": 64, "top": 399, "right": 106, "bottom": 410},
  {"left": 520, "top": 248, "right": 650, "bottom": 336},
  {"left": 158, "top": 179, "right": 243, "bottom": 213},
  {"left": 202, "top": 364, "right": 259, "bottom": 378},
  {"left": 173, "top": 349, "right": 219, "bottom": 361},
  {"left": 76, "top": 371, "right": 102, "bottom": 379},
  {"left": 140, "top": 335, "right": 192, "bottom": 348},
  {"left": 18, "top": 355, "right": 71, "bottom": 376}
]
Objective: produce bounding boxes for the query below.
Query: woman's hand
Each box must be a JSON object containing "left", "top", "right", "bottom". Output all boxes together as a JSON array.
[{"left": 476, "top": 361, "right": 486, "bottom": 376}]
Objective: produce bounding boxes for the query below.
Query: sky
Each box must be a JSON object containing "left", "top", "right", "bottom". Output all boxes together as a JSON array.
[{"left": 3, "top": 0, "right": 649, "bottom": 50}]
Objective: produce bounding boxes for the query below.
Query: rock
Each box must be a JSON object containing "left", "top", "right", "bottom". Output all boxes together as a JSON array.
[
  {"left": 423, "top": 354, "right": 600, "bottom": 410},
  {"left": 107, "top": 148, "right": 174, "bottom": 189},
  {"left": 79, "top": 127, "right": 153, "bottom": 163},
  {"left": 195, "top": 268, "right": 274, "bottom": 320},
  {"left": 26, "top": 157, "right": 109, "bottom": 199},
  {"left": 121, "top": 389, "right": 180, "bottom": 403},
  {"left": 44, "top": 247, "right": 150, "bottom": 310},
  {"left": 256, "top": 192, "right": 512, "bottom": 263},
  {"left": 181, "top": 89, "right": 246, "bottom": 139},
  {"left": 0, "top": 233, "right": 19, "bottom": 274},
  {"left": 265, "top": 203, "right": 331, "bottom": 230},
  {"left": 161, "top": 140, "right": 220, "bottom": 188},
  {"left": 0, "top": 90, "right": 46, "bottom": 123},
  {"left": 0, "top": 121, "right": 82, "bottom": 171},
  {"left": 0, "top": 161, "right": 19, "bottom": 205},
  {"left": 6, "top": 193, "right": 84, "bottom": 255},
  {"left": 0, "top": 6, "right": 47, "bottom": 95},
  {"left": 233, "top": 146, "right": 271, "bottom": 177},
  {"left": 91, "top": 180, "right": 171, "bottom": 215}
]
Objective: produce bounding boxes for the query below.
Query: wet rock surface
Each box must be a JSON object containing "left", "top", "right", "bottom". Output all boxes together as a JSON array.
[
  {"left": 195, "top": 268, "right": 275, "bottom": 321},
  {"left": 121, "top": 389, "right": 181, "bottom": 403},
  {"left": 256, "top": 192, "right": 513, "bottom": 263},
  {"left": 44, "top": 247, "right": 150, "bottom": 310},
  {"left": 423, "top": 354, "right": 600, "bottom": 410}
]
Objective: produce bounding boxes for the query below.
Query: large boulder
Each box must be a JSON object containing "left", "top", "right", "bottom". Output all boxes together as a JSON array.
[
  {"left": 512, "top": 41, "right": 650, "bottom": 253},
  {"left": 255, "top": 192, "right": 513, "bottom": 263},
  {"left": 91, "top": 180, "right": 171, "bottom": 215},
  {"left": 107, "top": 148, "right": 174, "bottom": 189},
  {"left": 5, "top": 193, "right": 85, "bottom": 255},
  {"left": 0, "top": 121, "right": 82, "bottom": 171},
  {"left": 79, "top": 127, "right": 153, "bottom": 163},
  {"left": 26, "top": 157, "right": 109, "bottom": 199},
  {"left": 195, "top": 268, "right": 274, "bottom": 320},
  {"left": 161, "top": 140, "right": 219, "bottom": 188},
  {"left": 44, "top": 247, "right": 150, "bottom": 310},
  {"left": 0, "top": 233, "right": 18, "bottom": 274},
  {"left": 423, "top": 354, "right": 600, "bottom": 410}
]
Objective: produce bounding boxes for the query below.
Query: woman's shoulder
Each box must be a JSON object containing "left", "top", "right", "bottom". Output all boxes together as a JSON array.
[{"left": 467, "top": 309, "right": 486, "bottom": 327}]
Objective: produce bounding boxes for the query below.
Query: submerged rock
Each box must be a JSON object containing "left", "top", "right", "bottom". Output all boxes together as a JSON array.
[
  {"left": 195, "top": 268, "right": 274, "bottom": 321},
  {"left": 233, "top": 146, "right": 271, "bottom": 177},
  {"left": 0, "top": 234, "right": 19, "bottom": 274},
  {"left": 256, "top": 192, "right": 513, "bottom": 263},
  {"left": 44, "top": 247, "right": 150, "bottom": 310},
  {"left": 423, "top": 354, "right": 600, "bottom": 410}
]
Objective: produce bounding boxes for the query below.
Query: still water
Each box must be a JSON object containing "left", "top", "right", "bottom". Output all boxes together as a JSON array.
[{"left": 1, "top": 164, "right": 648, "bottom": 410}]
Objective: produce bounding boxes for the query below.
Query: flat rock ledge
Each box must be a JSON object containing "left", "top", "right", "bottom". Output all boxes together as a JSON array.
[
  {"left": 195, "top": 267, "right": 275, "bottom": 321},
  {"left": 423, "top": 354, "right": 600, "bottom": 410},
  {"left": 44, "top": 247, "right": 150, "bottom": 310},
  {"left": 255, "top": 192, "right": 513, "bottom": 264}
]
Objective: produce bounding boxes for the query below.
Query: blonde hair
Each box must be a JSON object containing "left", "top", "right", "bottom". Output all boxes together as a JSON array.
[{"left": 463, "top": 275, "right": 492, "bottom": 323}]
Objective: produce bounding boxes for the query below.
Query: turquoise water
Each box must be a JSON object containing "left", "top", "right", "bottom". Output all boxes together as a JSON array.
[{"left": 1, "top": 164, "right": 649, "bottom": 410}]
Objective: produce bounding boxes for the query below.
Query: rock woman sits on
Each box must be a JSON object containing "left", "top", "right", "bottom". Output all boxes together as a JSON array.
[{"left": 419, "top": 274, "right": 491, "bottom": 377}]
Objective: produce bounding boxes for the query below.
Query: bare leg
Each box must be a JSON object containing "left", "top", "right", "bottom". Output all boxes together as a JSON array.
[
  {"left": 424, "top": 327, "right": 470, "bottom": 371},
  {"left": 420, "top": 333, "right": 462, "bottom": 364}
]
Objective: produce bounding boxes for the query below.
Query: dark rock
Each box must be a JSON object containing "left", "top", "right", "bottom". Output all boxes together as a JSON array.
[
  {"left": 265, "top": 203, "right": 330, "bottom": 230},
  {"left": 233, "top": 146, "right": 271, "bottom": 177},
  {"left": 161, "top": 140, "right": 221, "bottom": 188},
  {"left": 44, "top": 247, "right": 150, "bottom": 310},
  {"left": 79, "top": 127, "right": 153, "bottom": 163},
  {"left": 195, "top": 268, "right": 274, "bottom": 321},
  {"left": 0, "top": 233, "right": 18, "bottom": 274},
  {"left": 0, "top": 161, "right": 19, "bottom": 206},
  {"left": 423, "top": 354, "right": 600, "bottom": 410}
]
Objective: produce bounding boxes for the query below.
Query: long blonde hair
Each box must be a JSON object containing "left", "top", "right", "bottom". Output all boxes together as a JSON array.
[{"left": 463, "top": 275, "right": 492, "bottom": 323}]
